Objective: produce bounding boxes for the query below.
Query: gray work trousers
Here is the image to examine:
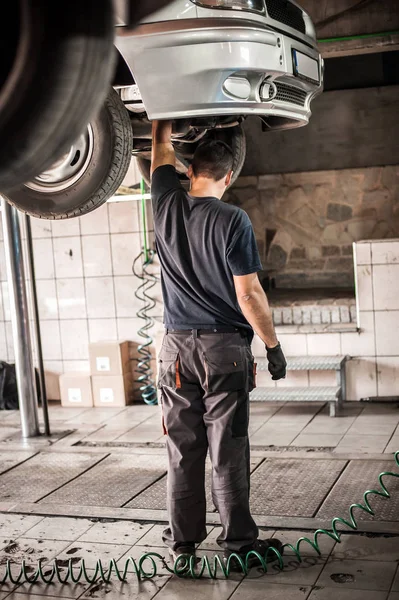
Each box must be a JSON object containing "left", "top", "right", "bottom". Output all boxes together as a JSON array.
[{"left": 158, "top": 330, "right": 259, "bottom": 552}]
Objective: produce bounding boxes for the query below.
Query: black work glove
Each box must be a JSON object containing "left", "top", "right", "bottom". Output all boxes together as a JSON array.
[{"left": 266, "top": 342, "right": 287, "bottom": 381}]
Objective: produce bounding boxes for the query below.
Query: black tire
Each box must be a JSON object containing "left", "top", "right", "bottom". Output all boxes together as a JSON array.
[
  {"left": 0, "top": 0, "right": 115, "bottom": 192},
  {"left": 137, "top": 125, "right": 247, "bottom": 188},
  {"left": 6, "top": 89, "right": 133, "bottom": 219}
]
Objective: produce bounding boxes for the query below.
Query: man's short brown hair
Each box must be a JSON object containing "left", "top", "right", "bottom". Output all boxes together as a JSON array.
[{"left": 191, "top": 140, "right": 234, "bottom": 181}]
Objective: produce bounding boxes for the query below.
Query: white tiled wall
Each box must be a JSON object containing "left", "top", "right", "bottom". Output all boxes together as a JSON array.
[
  {"left": 264, "top": 240, "right": 398, "bottom": 399},
  {"left": 346, "top": 358, "right": 378, "bottom": 401},
  {"left": 307, "top": 333, "right": 341, "bottom": 356},
  {"left": 0, "top": 192, "right": 163, "bottom": 399},
  {"left": 346, "top": 239, "right": 399, "bottom": 399},
  {"left": 251, "top": 240, "right": 399, "bottom": 399},
  {"left": 355, "top": 264, "right": 374, "bottom": 312}
]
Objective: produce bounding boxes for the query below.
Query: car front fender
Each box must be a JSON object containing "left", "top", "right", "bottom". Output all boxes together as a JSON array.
[{"left": 114, "top": 0, "right": 176, "bottom": 27}]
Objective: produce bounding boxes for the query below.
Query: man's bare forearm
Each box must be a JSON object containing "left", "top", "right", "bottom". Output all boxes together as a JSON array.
[
  {"left": 153, "top": 120, "right": 173, "bottom": 145},
  {"left": 151, "top": 120, "right": 175, "bottom": 174},
  {"left": 238, "top": 287, "right": 278, "bottom": 348}
]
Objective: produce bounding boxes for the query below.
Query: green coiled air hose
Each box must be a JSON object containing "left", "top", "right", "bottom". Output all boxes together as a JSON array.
[
  {"left": 1, "top": 451, "right": 398, "bottom": 584},
  {"left": 132, "top": 179, "right": 158, "bottom": 405}
]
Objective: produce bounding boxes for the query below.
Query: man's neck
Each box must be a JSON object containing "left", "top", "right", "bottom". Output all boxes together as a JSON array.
[{"left": 189, "top": 179, "right": 224, "bottom": 200}]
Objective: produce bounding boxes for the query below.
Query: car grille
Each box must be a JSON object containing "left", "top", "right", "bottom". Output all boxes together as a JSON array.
[
  {"left": 269, "top": 82, "right": 308, "bottom": 106},
  {"left": 265, "top": 0, "right": 306, "bottom": 35}
]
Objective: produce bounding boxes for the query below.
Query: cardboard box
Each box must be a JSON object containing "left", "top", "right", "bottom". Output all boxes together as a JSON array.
[
  {"left": 89, "top": 341, "right": 131, "bottom": 376},
  {"left": 45, "top": 370, "right": 61, "bottom": 401},
  {"left": 92, "top": 374, "right": 133, "bottom": 407},
  {"left": 60, "top": 373, "right": 93, "bottom": 408}
]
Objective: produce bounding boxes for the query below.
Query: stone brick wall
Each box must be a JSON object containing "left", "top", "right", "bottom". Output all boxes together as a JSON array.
[{"left": 226, "top": 165, "right": 399, "bottom": 290}]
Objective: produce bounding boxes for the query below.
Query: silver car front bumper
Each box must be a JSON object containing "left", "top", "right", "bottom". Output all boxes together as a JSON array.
[{"left": 115, "top": 18, "right": 322, "bottom": 124}]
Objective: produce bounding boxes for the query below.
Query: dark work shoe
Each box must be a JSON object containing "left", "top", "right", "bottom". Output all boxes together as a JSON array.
[
  {"left": 169, "top": 544, "right": 197, "bottom": 571},
  {"left": 224, "top": 538, "right": 284, "bottom": 572}
]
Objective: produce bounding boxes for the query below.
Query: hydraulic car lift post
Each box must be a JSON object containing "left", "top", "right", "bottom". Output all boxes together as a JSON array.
[
  {"left": 24, "top": 213, "right": 50, "bottom": 436},
  {"left": 1, "top": 198, "right": 39, "bottom": 437}
]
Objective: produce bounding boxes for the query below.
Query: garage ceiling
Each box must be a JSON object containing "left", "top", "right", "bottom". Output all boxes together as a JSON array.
[
  {"left": 242, "top": 85, "right": 399, "bottom": 175},
  {"left": 299, "top": 0, "right": 399, "bottom": 57}
]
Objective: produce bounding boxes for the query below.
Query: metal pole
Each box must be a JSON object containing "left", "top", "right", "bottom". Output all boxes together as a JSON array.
[
  {"left": 24, "top": 214, "right": 50, "bottom": 436},
  {"left": 1, "top": 198, "right": 40, "bottom": 437}
]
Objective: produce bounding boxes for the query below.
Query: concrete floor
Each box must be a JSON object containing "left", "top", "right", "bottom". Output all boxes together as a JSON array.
[
  {"left": 1, "top": 400, "right": 398, "bottom": 452},
  {"left": 0, "top": 401, "right": 398, "bottom": 599}
]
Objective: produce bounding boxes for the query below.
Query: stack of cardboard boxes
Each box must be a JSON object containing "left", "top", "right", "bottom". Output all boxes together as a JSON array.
[{"left": 60, "top": 341, "right": 134, "bottom": 408}]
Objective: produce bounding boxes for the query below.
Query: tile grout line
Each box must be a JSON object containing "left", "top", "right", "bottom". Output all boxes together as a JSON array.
[
  {"left": 112, "top": 415, "right": 164, "bottom": 442},
  {"left": 36, "top": 453, "right": 111, "bottom": 504},
  {"left": 387, "top": 562, "right": 399, "bottom": 596},
  {"left": 289, "top": 403, "right": 327, "bottom": 446},
  {"left": 369, "top": 244, "right": 379, "bottom": 398},
  {"left": 129, "top": 522, "right": 159, "bottom": 547},
  {"left": 384, "top": 426, "right": 399, "bottom": 455},
  {"left": 311, "top": 458, "right": 351, "bottom": 519},
  {"left": 142, "top": 573, "right": 172, "bottom": 600},
  {"left": 120, "top": 471, "right": 167, "bottom": 509},
  {"left": 53, "top": 230, "right": 65, "bottom": 370},
  {"left": 0, "top": 451, "right": 41, "bottom": 478},
  {"left": 77, "top": 218, "right": 91, "bottom": 363},
  {"left": 107, "top": 203, "right": 120, "bottom": 340}
]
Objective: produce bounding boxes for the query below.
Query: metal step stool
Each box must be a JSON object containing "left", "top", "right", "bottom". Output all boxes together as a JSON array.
[{"left": 250, "top": 355, "right": 351, "bottom": 417}]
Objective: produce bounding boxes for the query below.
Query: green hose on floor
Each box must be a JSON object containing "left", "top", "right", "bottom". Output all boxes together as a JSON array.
[{"left": 1, "top": 451, "right": 399, "bottom": 585}]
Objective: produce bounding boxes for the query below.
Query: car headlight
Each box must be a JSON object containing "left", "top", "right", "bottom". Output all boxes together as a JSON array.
[{"left": 190, "top": 0, "right": 265, "bottom": 14}]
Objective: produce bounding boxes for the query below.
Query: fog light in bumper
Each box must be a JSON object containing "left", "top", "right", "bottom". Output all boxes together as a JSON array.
[
  {"left": 260, "top": 80, "right": 278, "bottom": 102},
  {"left": 223, "top": 77, "right": 251, "bottom": 101}
]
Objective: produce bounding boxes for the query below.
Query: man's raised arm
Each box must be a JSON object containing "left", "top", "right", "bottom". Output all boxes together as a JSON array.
[{"left": 151, "top": 120, "right": 175, "bottom": 175}]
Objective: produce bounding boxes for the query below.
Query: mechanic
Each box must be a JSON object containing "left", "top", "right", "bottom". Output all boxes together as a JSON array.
[{"left": 151, "top": 120, "right": 287, "bottom": 569}]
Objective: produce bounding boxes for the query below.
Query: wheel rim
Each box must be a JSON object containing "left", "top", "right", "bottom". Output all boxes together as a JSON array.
[{"left": 25, "top": 125, "right": 94, "bottom": 193}]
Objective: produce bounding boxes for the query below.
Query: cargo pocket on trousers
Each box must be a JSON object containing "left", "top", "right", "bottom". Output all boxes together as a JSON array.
[
  {"left": 157, "top": 350, "right": 181, "bottom": 390},
  {"left": 204, "top": 350, "right": 248, "bottom": 438},
  {"left": 204, "top": 351, "right": 246, "bottom": 393}
]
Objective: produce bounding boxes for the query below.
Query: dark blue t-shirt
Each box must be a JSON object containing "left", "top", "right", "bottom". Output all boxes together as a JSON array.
[{"left": 151, "top": 165, "right": 262, "bottom": 331}]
